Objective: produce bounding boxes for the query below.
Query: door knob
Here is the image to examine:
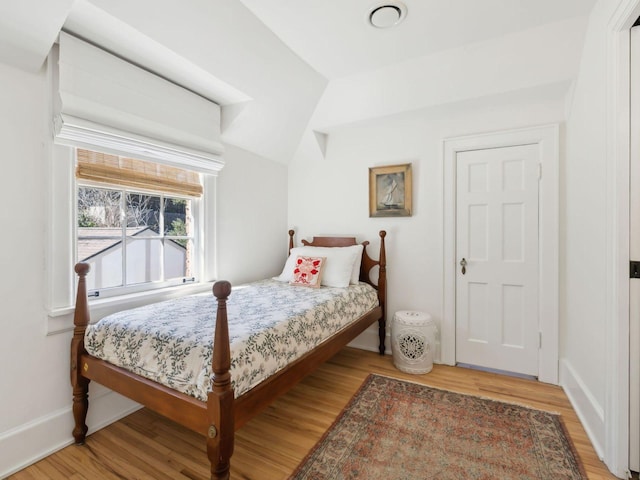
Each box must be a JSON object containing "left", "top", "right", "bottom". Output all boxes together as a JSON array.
[{"left": 460, "top": 258, "right": 467, "bottom": 275}]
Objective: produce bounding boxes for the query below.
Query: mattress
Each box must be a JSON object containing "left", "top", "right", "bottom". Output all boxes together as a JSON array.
[{"left": 84, "top": 279, "right": 378, "bottom": 401}]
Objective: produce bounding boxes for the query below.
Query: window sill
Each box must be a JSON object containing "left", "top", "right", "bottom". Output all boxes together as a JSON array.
[{"left": 46, "top": 281, "right": 214, "bottom": 336}]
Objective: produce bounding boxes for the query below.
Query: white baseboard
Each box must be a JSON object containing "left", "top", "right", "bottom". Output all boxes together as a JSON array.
[
  {"left": 559, "top": 358, "right": 606, "bottom": 461},
  {"left": 0, "top": 389, "right": 140, "bottom": 478}
]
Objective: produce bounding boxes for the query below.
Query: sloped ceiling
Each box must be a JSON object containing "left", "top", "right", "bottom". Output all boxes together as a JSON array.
[
  {"left": 0, "top": 0, "right": 327, "bottom": 165},
  {"left": 0, "top": 0, "right": 74, "bottom": 72},
  {"left": 238, "top": 0, "right": 597, "bottom": 80},
  {"left": 0, "top": 0, "right": 597, "bottom": 164}
]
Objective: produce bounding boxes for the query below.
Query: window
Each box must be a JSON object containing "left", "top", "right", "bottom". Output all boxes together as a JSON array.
[
  {"left": 75, "top": 149, "right": 202, "bottom": 298},
  {"left": 47, "top": 33, "right": 223, "bottom": 333}
]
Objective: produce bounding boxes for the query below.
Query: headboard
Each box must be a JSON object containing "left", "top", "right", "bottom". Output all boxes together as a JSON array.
[{"left": 288, "top": 230, "right": 387, "bottom": 325}]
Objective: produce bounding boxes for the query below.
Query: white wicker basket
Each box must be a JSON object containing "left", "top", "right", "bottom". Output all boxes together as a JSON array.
[{"left": 391, "top": 310, "right": 437, "bottom": 374}]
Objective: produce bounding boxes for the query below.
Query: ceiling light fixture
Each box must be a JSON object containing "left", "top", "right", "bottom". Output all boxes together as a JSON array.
[{"left": 368, "top": 2, "right": 407, "bottom": 29}]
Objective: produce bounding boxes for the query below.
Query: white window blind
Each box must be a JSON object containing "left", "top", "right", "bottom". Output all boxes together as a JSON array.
[{"left": 53, "top": 32, "right": 225, "bottom": 175}]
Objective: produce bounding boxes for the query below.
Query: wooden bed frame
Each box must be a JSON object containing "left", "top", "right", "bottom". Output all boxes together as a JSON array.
[{"left": 70, "top": 230, "right": 387, "bottom": 479}]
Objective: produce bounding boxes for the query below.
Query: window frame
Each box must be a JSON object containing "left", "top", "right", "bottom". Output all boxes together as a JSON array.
[
  {"left": 46, "top": 144, "right": 216, "bottom": 336},
  {"left": 75, "top": 179, "right": 201, "bottom": 299}
]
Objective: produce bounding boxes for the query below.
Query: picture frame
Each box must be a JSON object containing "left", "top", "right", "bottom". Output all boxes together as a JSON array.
[{"left": 369, "top": 163, "right": 412, "bottom": 217}]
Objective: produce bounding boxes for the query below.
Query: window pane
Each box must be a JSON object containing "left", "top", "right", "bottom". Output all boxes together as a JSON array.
[
  {"left": 84, "top": 250, "right": 124, "bottom": 291},
  {"left": 76, "top": 171, "right": 199, "bottom": 294},
  {"left": 125, "top": 193, "right": 161, "bottom": 234},
  {"left": 125, "top": 238, "right": 162, "bottom": 285},
  {"left": 77, "top": 187, "right": 122, "bottom": 229},
  {"left": 164, "top": 197, "right": 192, "bottom": 237},
  {"left": 77, "top": 187, "right": 124, "bottom": 290},
  {"left": 164, "top": 239, "right": 192, "bottom": 279}
]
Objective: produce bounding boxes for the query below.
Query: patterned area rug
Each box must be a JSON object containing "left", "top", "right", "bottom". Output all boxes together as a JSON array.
[{"left": 289, "top": 374, "right": 587, "bottom": 480}]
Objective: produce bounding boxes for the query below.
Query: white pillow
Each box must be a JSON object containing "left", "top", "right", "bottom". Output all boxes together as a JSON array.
[
  {"left": 275, "top": 245, "right": 362, "bottom": 288},
  {"left": 349, "top": 244, "right": 364, "bottom": 284}
]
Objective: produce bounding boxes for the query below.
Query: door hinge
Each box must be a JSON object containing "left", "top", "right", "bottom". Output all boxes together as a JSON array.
[
  {"left": 539, "top": 332, "right": 542, "bottom": 349},
  {"left": 538, "top": 163, "right": 542, "bottom": 180},
  {"left": 631, "top": 260, "right": 640, "bottom": 278}
]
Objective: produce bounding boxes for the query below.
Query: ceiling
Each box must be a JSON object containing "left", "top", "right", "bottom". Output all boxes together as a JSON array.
[
  {"left": 237, "top": 0, "right": 598, "bottom": 79},
  {"left": 0, "top": 0, "right": 598, "bottom": 164}
]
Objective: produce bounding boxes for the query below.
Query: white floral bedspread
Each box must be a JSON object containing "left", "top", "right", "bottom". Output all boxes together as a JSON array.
[{"left": 84, "top": 279, "right": 378, "bottom": 401}]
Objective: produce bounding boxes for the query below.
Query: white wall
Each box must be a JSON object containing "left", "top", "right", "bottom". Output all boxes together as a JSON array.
[
  {"left": 0, "top": 60, "right": 65, "bottom": 471},
  {"left": 216, "top": 143, "right": 288, "bottom": 285},
  {"left": 562, "top": 0, "right": 608, "bottom": 435},
  {"left": 0, "top": 60, "right": 288, "bottom": 477},
  {"left": 561, "top": 0, "right": 628, "bottom": 471},
  {"left": 289, "top": 88, "right": 567, "bottom": 355}
]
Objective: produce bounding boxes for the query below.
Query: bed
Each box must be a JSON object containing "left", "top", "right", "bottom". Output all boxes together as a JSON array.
[{"left": 70, "top": 230, "right": 387, "bottom": 479}]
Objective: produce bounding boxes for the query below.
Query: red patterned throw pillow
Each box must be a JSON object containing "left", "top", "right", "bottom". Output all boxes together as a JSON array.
[{"left": 290, "top": 256, "right": 326, "bottom": 288}]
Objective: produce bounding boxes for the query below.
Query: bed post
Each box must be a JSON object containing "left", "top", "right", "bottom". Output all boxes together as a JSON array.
[
  {"left": 71, "top": 262, "right": 91, "bottom": 444},
  {"left": 288, "top": 229, "right": 295, "bottom": 254},
  {"left": 208, "top": 281, "right": 235, "bottom": 480},
  {"left": 378, "top": 231, "right": 387, "bottom": 355}
]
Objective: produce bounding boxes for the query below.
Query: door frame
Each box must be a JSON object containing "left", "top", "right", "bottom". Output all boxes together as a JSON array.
[
  {"left": 442, "top": 124, "right": 559, "bottom": 384},
  {"left": 630, "top": 26, "right": 640, "bottom": 473},
  {"left": 609, "top": 1, "right": 640, "bottom": 476}
]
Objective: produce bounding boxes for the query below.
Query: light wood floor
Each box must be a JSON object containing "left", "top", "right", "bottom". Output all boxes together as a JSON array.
[{"left": 11, "top": 348, "right": 618, "bottom": 480}]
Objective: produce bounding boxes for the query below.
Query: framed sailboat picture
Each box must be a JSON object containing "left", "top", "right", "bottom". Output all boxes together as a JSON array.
[{"left": 369, "top": 163, "right": 412, "bottom": 217}]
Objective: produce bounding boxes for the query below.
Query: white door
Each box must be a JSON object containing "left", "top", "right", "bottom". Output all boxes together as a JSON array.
[{"left": 455, "top": 144, "right": 540, "bottom": 376}]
